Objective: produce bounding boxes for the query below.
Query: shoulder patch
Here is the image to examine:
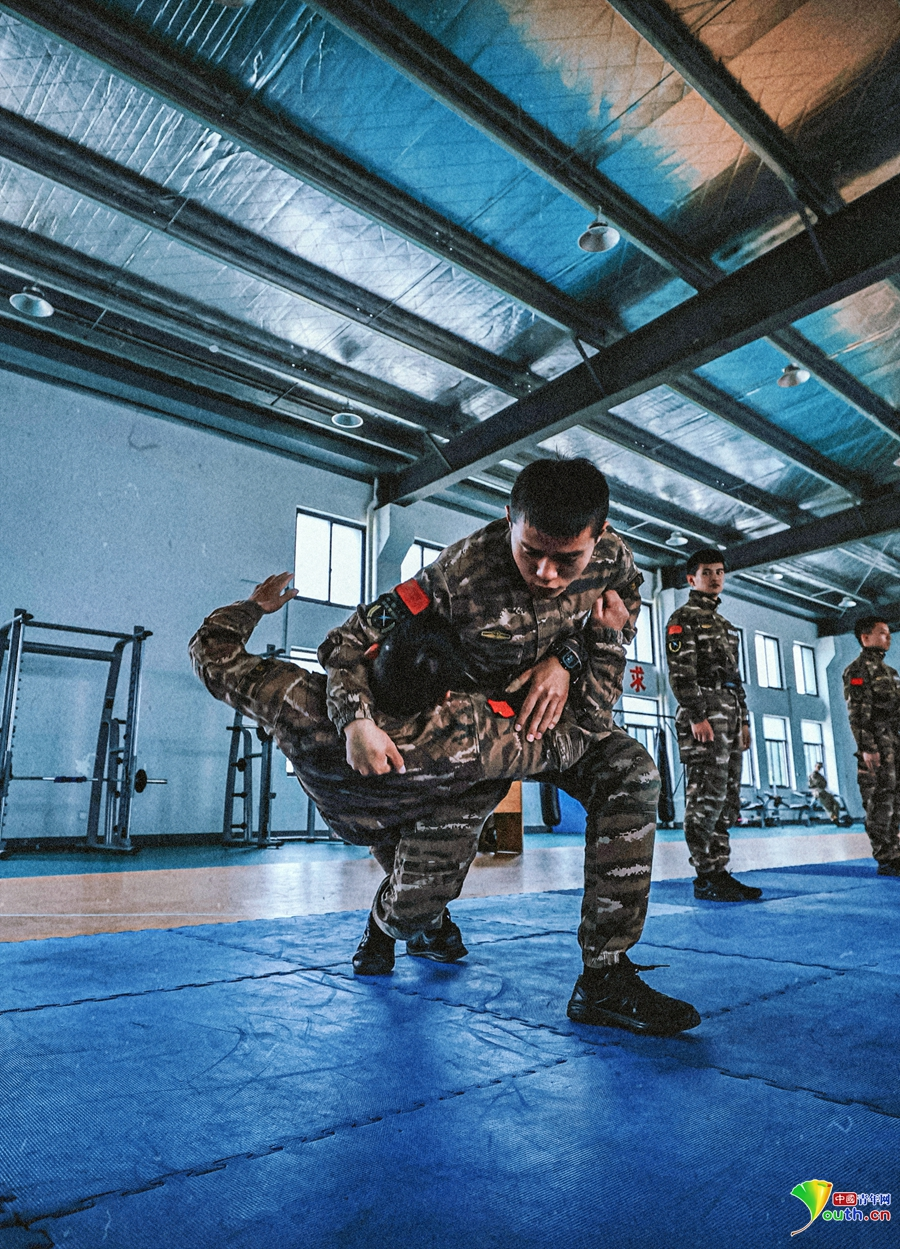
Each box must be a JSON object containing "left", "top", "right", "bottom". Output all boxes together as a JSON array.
[
  {"left": 366, "top": 593, "right": 402, "bottom": 633},
  {"left": 667, "top": 624, "right": 683, "bottom": 635},
  {"left": 395, "top": 578, "right": 430, "bottom": 615},
  {"left": 850, "top": 677, "right": 865, "bottom": 685},
  {"left": 667, "top": 638, "right": 682, "bottom": 654},
  {"left": 487, "top": 698, "right": 516, "bottom": 718}
]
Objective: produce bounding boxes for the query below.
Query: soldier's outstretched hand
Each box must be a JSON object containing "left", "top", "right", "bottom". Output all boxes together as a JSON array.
[
  {"left": 511, "top": 657, "right": 570, "bottom": 742},
  {"left": 591, "top": 589, "right": 630, "bottom": 630},
  {"left": 250, "top": 572, "right": 299, "bottom": 614},
  {"left": 691, "top": 719, "right": 715, "bottom": 743}
]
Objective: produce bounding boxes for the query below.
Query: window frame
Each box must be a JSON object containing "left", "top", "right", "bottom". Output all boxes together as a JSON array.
[
  {"left": 294, "top": 509, "right": 366, "bottom": 609},
  {"left": 793, "top": 642, "right": 819, "bottom": 696},
  {"left": 761, "top": 713, "right": 794, "bottom": 789},
  {"left": 755, "top": 632, "right": 784, "bottom": 690},
  {"left": 400, "top": 539, "right": 444, "bottom": 584}
]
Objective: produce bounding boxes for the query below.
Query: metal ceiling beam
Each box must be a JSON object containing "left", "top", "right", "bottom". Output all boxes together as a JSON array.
[
  {"left": 603, "top": 0, "right": 840, "bottom": 217},
  {"left": 381, "top": 173, "right": 900, "bottom": 504},
  {"left": 0, "top": 313, "right": 404, "bottom": 477},
  {"left": 670, "top": 374, "right": 870, "bottom": 498},
  {"left": 303, "top": 0, "right": 900, "bottom": 448},
  {"left": 0, "top": 0, "right": 613, "bottom": 347},
  {"left": 0, "top": 217, "right": 446, "bottom": 449},
  {"left": 725, "top": 491, "right": 900, "bottom": 573},
  {"left": 768, "top": 327, "right": 900, "bottom": 441},
  {"left": 305, "top": 0, "right": 715, "bottom": 290},
  {"left": 0, "top": 106, "right": 537, "bottom": 405}
]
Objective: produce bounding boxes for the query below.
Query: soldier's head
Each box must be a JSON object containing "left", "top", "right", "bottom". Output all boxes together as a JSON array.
[
  {"left": 855, "top": 616, "right": 891, "bottom": 653},
  {"left": 685, "top": 549, "right": 726, "bottom": 597},
  {"left": 506, "top": 458, "right": 609, "bottom": 598}
]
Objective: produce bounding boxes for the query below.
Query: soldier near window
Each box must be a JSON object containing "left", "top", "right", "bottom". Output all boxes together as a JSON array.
[
  {"left": 843, "top": 616, "right": 900, "bottom": 876},
  {"left": 808, "top": 761, "right": 840, "bottom": 824},
  {"left": 664, "top": 550, "right": 762, "bottom": 902}
]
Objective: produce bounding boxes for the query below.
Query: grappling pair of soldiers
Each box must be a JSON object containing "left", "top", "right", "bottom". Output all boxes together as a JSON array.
[{"left": 192, "top": 458, "right": 707, "bottom": 1037}]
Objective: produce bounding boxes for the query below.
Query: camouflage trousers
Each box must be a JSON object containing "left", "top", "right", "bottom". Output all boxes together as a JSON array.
[
  {"left": 856, "top": 729, "right": 900, "bottom": 866},
  {"left": 676, "top": 691, "right": 743, "bottom": 875},
  {"left": 811, "top": 786, "right": 840, "bottom": 821}
]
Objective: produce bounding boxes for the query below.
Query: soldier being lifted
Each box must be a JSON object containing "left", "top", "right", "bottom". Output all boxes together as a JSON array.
[
  {"left": 665, "top": 550, "right": 762, "bottom": 902},
  {"left": 843, "top": 616, "right": 900, "bottom": 876}
]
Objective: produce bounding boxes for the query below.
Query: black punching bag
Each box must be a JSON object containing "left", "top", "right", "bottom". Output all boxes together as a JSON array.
[
  {"left": 657, "top": 727, "right": 676, "bottom": 824},
  {"left": 539, "top": 782, "right": 561, "bottom": 829}
]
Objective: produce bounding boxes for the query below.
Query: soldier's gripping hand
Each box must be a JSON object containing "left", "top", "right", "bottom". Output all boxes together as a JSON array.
[
  {"left": 862, "top": 750, "right": 881, "bottom": 773},
  {"left": 344, "top": 718, "right": 407, "bottom": 776},
  {"left": 510, "top": 657, "right": 570, "bottom": 742},
  {"left": 250, "top": 571, "right": 299, "bottom": 614},
  {"left": 591, "top": 589, "right": 630, "bottom": 630},
  {"left": 691, "top": 719, "right": 715, "bottom": 743}
]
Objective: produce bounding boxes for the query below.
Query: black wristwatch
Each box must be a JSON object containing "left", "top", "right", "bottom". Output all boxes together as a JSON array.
[{"left": 548, "top": 637, "right": 584, "bottom": 677}]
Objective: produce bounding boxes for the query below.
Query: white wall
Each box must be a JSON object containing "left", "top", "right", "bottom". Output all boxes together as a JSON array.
[{"left": 0, "top": 369, "right": 483, "bottom": 840}]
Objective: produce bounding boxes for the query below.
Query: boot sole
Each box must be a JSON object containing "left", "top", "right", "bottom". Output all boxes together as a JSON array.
[
  {"left": 566, "top": 1003, "right": 701, "bottom": 1036},
  {"left": 406, "top": 946, "right": 468, "bottom": 963}
]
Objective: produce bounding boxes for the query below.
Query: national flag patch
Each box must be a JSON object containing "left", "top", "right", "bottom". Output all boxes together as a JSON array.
[
  {"left": 395, "top": 578, "right": 430, "bottom": 615},
  {"left": 667, "top": 625, "right": 683, "bottom": 635},
  {"left": 487, "top": 698, "right": 516, "bottom": 718},
  {"left": 850, "top": 677, "right": 864, "bottom": 686}
]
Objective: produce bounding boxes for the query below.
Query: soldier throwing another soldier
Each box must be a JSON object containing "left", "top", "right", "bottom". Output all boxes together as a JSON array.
[
  {"left": 843, "top": 616, "right": 900, "bottom": 876},
  {"left": 665, "top": 549, "right": 762, "bottom": 902}
]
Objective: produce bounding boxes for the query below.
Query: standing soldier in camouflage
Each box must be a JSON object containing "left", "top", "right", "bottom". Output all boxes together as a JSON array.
[
  {"left": 665, "top": 550, "right": 762, "bottom": 902},
  {"left": 311, "top": 458, "right": 699, "bottom": 1035},
  {"left": 843, "top": 616, "right": 900, "bottom": 875}
]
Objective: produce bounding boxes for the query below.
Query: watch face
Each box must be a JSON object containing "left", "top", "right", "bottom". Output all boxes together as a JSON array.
[{"left": 560, "top": 649, "right": 579, "bottom": 671}]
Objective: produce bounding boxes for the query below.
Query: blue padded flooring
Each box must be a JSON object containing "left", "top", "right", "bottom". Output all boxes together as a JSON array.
[{"left": 1, "top": 861, "right": 897, "bottom": 1248}]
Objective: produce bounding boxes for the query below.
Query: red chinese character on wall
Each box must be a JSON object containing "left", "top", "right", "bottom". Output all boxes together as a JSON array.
[{"left": 629, "top": 665, "right": 646, "bottom": 692}]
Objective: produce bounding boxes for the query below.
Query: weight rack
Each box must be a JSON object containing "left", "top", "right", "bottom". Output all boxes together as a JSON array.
[{"left": 0, "top": 610, "right": 163, "bottom": 854}]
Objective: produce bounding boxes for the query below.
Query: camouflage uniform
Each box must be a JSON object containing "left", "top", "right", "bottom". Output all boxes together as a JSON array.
[
  {"left": 320, "top": 518, "right": 660, "bottom": 966},
  {"left": 843, "top": 648, "right": 900, "bottom": 867},
  {"left": 665, "top": 590, "right": 748, "bottom": 875},
  {"left": 190, "top": 599, "right": 600, "bottom": 939},
  {"left": 808, "top": 768, "right": 840, "bottom": 822}
]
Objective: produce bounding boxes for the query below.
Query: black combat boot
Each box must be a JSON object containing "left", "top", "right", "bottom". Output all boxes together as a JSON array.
[
  {"left": 352, "top": 915, "right": 396, "bottom": 975},
  {"left": 876, "top": 860, "right": 900, "bottom": 877},
  {"left": 694, "top": 870, "right": 762, "bottom": 901},
  {"left": 566, "top": 955, "right": 701, "bottom": 1036},
  {"left": 406, "top": 909, "right": 468, "bottom": 962}
]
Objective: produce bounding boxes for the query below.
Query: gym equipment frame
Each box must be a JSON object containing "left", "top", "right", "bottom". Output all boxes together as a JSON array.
[{"left": 0, "top": 609, "right": 164, "bottom": 854}]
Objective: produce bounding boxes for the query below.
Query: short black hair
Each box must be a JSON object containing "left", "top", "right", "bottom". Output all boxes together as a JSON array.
[
  {"left": 854, "top": 615, "right": 888, "bottom": 644},
  {"left": 509, "top": 458, "right": 609, "bottom": 538},
  {"left": 686, "top": 548, "right": 727, "bottom": 578}
]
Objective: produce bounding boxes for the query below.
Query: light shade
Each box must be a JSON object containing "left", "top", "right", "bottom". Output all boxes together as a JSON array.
[
  {"left": 838, "top": 596, "right": 857, "bottom": 609},
  {"left": 332, "top": 411, "right": 364, "bottom": 429},
  {"left": 577, "top": 219, "right": 620, "bottom": 253},
  {"left": 9, "top": 286, "right": 54, "bottom": 318},
  {"left": 665, "top": 531, "right": 688, "bottom": 547},
  {"left": 777, "top": 363, "right": 811, "bottom": 388}
]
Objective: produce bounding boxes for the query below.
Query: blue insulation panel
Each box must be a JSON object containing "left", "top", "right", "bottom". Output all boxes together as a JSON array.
[{"left": 3, "top": 862, "right": 898, "bottom": 1247}]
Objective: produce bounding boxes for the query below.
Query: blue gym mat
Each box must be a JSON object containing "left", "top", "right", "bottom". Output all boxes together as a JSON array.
[{"left": 1, "top": 861, "right": 897, "bottom": 1248}]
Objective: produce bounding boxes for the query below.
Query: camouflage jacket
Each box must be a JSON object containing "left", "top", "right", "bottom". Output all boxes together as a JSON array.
[
  {"left": 842, "top": 647, "right": 900, "bottom": 753},
  {"left": 319, "top": 518, "right": 643, "bottom": 737},
  {"left": 665, "top": 591, "right": 748, "bottom": 725},
  {"left": 808, "top": 770, "right": 828, "bottom": 792}
]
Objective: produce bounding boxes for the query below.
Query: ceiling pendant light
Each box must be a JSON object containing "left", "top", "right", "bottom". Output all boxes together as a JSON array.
[
  {"left": 777, "top": 363, "right": 811, "bottom": 388},
  {"left": 665, "top": 531, "right": 688, "bottom": 547},
  {"left": 577, "top": 213, "right": 620, "bottom": 253},
  {"left": 9, "top": 286, "right": 54, "bottom": 318},
  {"left": 838, "top": 596, "right": 857, "bottom": 609},
  {"left": 332, "top": 411, "right": 364, "bottom": 429}
]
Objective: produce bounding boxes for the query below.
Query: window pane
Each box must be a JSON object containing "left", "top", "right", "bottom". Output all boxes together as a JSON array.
[
  {"left": 295, "top": 513, "right": 330, "bottom": 601},
  {"left": 762, "top": 715, "right": 787, "bottom": 741},
  {"left": 400, "top": 544, "right": 422, "bottom": 582},
  {"left": 765, "top": 739, "right": 790, "bottom": 787},
  {"left": 765, "top": 636, "right": 782, "bottom": 687},
  {"left": 329, "top": 523, "right": 363, "bottom": 607},
  {"left": 735, "top": 629, "right": 747, "bottom": 682},
  {"left": 803, "top": 647, "right": 817, "bottom": 695},
  {"left": 800, "top": 720, "right": 823, "bottom": 746}
]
